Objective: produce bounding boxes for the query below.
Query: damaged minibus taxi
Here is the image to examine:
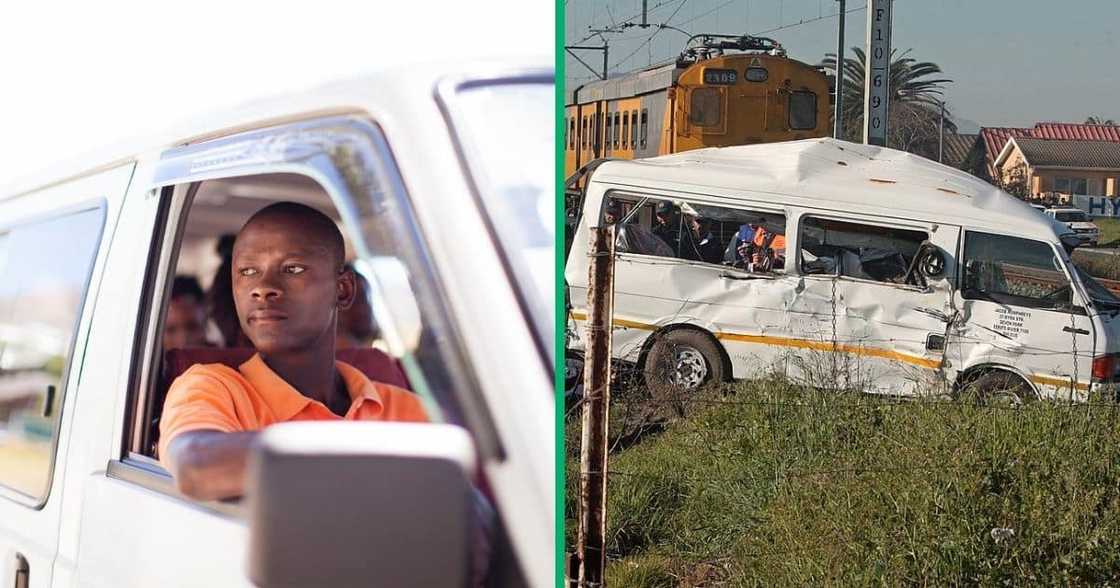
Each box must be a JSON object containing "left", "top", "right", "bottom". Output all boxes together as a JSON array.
[{"left": 567, "top": 138, "right": 1120, "bottom": 403}]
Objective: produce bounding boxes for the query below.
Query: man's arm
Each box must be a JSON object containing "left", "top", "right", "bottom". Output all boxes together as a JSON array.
[{"left": 165, "top": 430, "right": 259, "bottom": 501}]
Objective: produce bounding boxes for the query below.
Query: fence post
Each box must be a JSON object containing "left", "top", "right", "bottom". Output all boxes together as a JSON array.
[{"left": 577, "top": 224, "right": 616, "bottom": 587}]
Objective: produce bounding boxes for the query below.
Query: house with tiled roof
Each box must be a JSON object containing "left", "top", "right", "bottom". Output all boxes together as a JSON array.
[
  {"left": 993, "top": 136, "right": 1120, "bottom": 203},
  {"left": 963, "top": 123, "right": 1120, "bottom": 183}
]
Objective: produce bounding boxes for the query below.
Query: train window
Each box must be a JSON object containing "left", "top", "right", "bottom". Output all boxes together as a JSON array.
[
  {"left": 689, "top": 87, "right": 722, "bottom": 127},
  {"left": 613, "top": 112, "right": 621, "bottom": 149},
  {"left": 569, "top": 117, "right": 576, "bottom": 150},
  {"left": 595, "top": 113, "right": 602, "bottom": 152},
  {"left": 605, "top": 113, "right": 612, "bottom": 154},
  {"left": 622, "top": 114, "right": 629, "bottom": 149},
  {"left": 630, "top": 111, "right": 638, "bottom": 148},
  {"left": 582, "top": 116, "right": 588, "bottom": 149},
  {"left": 746, "top": 67, "right": 768, "bottom": 82},
  {"left": 640, "top": 109, "right": 648, "bottom": 148},
  {"left": 789, "top": 91, "right": 817, "bottom": 130}
]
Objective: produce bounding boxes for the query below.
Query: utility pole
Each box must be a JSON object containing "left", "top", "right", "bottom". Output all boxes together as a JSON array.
[
  {"left": 576, "top": 224, "right": 615, "bottom": 588},
  {"left": 863, "top": 0, "right": 893, "bottom": 146},
  {"left": 565, "top": 41, "right": 609, "bottom": 81},
  {"left": 833, "top": 0, "right": 846, "bottom": 139},
  {"left": 938, "top": 99, "right": 945, "bottom": 163}
]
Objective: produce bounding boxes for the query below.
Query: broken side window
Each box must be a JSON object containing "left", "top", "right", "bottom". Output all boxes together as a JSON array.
[
  {"left": 962, "top": 232, "right": 1073, "bottom": 310},
  {"left": 602, "top": 193, "right": 786, "bottom": 271},
  {"left": 799, "top": 217, "right": 927, "bottom": 284}
]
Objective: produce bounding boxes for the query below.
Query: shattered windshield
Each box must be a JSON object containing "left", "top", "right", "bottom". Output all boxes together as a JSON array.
[{"left": 1074, "top": 266, "right": 1120, "bottom": 308}]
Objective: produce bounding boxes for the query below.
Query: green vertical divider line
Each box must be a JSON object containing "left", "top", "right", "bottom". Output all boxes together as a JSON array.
[{"left": 554, "top": 0, "right": 566, "bottom": 586}]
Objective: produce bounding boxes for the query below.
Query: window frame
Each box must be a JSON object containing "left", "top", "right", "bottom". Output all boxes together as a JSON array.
[
  {"left": 112, "top": 115, "right": 508, "bottom": 505},
  {"left": 0, "top": 199, "right": 108, "bottom": 507},
  {"left": 959, "top": 229, "right": 1084, "bottom": 313},
  {"left": 689, "top": 86, "right": 723, "bottom": 127}
]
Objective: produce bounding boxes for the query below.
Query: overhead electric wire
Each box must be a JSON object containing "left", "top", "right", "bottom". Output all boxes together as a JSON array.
[{"left": 610, "top": 0, "right": 691, "bottom": 71}]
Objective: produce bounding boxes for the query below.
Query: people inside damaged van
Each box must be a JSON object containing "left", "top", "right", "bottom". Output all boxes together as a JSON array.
[
  {"left": 652, "top": 199, "right": 681, "bottom": 253},
  {"left": 725, "top": 218, "right": 786, "bottom": 271},
  {"left": 681, "top": 215, "right": 724, "bottom": 264}
]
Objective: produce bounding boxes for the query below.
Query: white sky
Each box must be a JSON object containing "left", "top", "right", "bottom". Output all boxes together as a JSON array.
[{"left": 0, "top": 0, "right": 554, "bottom": 186}]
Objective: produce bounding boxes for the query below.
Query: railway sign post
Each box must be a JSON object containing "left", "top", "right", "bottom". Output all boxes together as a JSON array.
[{"left": 863, "top": 0, "right": 892, "bottom": 146}]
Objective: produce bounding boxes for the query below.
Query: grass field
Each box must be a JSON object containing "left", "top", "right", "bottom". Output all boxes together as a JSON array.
[
  {"left": 1095, "top": 218, "right": 1120, "bottom": 248},
  {"left": 566, "top": 380, "right": 1120, "bottom": 586}
]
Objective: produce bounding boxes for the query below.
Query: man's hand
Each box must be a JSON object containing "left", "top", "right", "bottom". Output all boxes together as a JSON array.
[{"left": 165, "top": 430, "right": 260, "bottom": 501}]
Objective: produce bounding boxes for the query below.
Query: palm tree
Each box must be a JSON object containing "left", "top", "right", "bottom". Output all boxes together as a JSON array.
[
  {"left": 1085, "top": 116, "right": 1117, "bottom": 125},
  {"left": 821, "top": 48, "right": 956, "bottom": 160}
]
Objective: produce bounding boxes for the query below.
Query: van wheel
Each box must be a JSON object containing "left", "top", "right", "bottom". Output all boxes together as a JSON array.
[
  {"left": 643, "top": 330, "right": 723, "bottom": 416},
  {"left": 964, "top": 371, "right": 1033, "bottom": 406}
]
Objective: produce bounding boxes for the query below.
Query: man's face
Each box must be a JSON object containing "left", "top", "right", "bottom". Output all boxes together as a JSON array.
[
  {"left": 604, "top": 211, "right": 617, "bottom": 224},
  {"left": 164, "top": 296, "right": 207, "bottom": 349},
  {"left": 232, "top": 215, "right": 354, "bottom": 355}
]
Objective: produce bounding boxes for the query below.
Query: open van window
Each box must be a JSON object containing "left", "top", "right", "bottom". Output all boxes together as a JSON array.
[
  {"left": 604, "top": 193, "right": 787, "bottom": 271},
  {"left": 962, "top": 232, "right": 1075, "bottom": 311},
  {"left": 799, "top": 217, "right": 926, "bottom": 284}
]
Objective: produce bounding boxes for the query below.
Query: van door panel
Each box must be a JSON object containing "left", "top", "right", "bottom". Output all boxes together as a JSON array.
[
  {"left": 947, "top": 231, "right": 1095, "bottom": 400},
  {"left": 0, "top": 164, "right": 132, "bottom": 588}
]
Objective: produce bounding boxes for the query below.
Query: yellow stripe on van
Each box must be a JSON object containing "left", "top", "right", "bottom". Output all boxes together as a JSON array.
[
  {"left": 569, "top": 311, "right": 941, "bottom": 370},
  {"left": 1028, "top": 374, "right": 1090, "bottom": 392}
]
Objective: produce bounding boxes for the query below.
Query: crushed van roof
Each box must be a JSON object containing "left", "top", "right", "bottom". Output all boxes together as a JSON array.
[{"left": 592, "top": 138, "right": 1068, "bottom": 243}]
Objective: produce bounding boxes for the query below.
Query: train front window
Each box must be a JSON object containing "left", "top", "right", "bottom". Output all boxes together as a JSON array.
[
  {"left": 789, "top": 91, "right": 817, "bottom": 130},
  {"left": 690, "top": 87, "right": 722, "bottom": 127}
]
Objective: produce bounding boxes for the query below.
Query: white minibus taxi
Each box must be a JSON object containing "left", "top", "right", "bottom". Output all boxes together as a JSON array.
[
  {"left": 0, "top": 60, "right": 552, "bottom": 588},
  {"left": 567, "top": 138, "right": 1120, "bottom": 404}
]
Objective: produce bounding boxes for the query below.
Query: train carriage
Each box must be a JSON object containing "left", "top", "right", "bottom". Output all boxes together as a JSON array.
[{"left": 564, "top": 34, "right": 831, "bottom": 179}]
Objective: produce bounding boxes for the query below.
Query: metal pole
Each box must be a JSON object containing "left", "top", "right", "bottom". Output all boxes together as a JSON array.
[
  {"left": 641, "top": 0, "right": 648, "bottom": 27},
  {"left": 863, "top": 0, "right": 893, "bottom": 146},
  {"left": 938, "top": 99, "right": 945, "bottom": 163},
  {"left": 602, "top": 41, "right": 609, "bottom": 81},
  {"left": 833, "top": 0, "right": 846, "bottom": 139},
  {"left": 577, "top": 225, "right": 615, "bottom": 588}
]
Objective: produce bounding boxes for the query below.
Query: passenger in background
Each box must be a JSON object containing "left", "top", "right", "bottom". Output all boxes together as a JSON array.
[
  {"left": 206, "top": 234, "right": 251, "bottom": 348},
  {"left": 651, "top": 200, "right": 680, "bottom": 254},
  {"left": 164, "top": 276, "right": 211, "bottom": 350},
  {"left": 337, "top": 263, "right": 379, "bottom": 349},
  {"left": 602, "top": 198, "right": 621, "bottom": 225},
  {"left": 681, "top": 215, "right": 723, "bottom": 264}
]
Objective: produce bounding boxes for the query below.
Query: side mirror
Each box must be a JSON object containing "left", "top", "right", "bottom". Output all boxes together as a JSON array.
[
  {"left": 916, "top": 244, "right": 947, "bottom": 279},
  {"left": 247, "top": 422, "right": 476, "bottom": 588}
]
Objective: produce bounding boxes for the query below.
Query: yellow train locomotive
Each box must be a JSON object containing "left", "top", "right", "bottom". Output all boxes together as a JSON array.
[{"left": 564, "top": 34, "right": 831, "bottom": 178}]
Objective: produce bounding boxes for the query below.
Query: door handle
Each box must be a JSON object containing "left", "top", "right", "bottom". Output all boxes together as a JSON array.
[
  {"left": 1063, "top": 326, "right": 1090, "bottom": 335},
  {"left": 14, "top": 553, "right": 29, "bottom": 588}
]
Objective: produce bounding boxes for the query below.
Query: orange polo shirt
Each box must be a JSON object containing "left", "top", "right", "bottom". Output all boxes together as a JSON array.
[{"left": 158, "top": 353, "right": 428, "bottom": 464}]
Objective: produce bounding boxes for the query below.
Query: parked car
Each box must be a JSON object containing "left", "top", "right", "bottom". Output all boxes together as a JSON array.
[
  {"left": 0, "top": 60, "right": 553, "bottom": 588},
  {"left": 566, "top": 138, "right": 1120, "bottom": 405},
  {"left": 1045, "top": 206, "right": 1101, "bottom": 247}
]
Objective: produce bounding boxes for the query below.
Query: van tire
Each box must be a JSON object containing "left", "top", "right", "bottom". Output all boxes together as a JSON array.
[
  {"left": 963, "top": 370, "right": 1033, "bottom": 406},
  {"left": 643, "top": 329, "right": 724, "bottom": 416}
]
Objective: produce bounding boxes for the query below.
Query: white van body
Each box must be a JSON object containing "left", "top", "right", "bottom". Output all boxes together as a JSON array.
[
  {"left": 0, "top": 60, "right": 553, "bottom": 588},
  {"left": 567, "top": 139, "right": 1120, "bottom": 403}
]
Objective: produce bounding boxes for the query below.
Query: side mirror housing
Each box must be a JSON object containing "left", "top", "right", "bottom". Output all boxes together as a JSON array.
[{"left": 247, "top": 422, "right": 476, "bottom": 588}]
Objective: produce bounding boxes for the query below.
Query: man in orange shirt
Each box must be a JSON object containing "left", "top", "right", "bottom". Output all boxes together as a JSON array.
[{"left": 160, "top": 202, "right": 428, "bottom": 500}]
